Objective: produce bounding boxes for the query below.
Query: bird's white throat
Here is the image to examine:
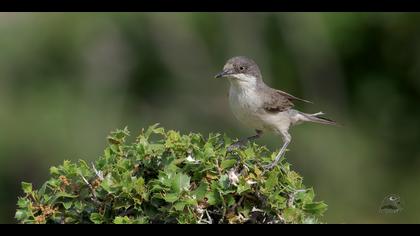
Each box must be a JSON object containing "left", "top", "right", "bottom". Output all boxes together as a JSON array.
[
  {"left": 228, "top": 74, "right": 266, "bottom": 131},
  {"left": 228, "top": 73, "right": 259, "bottom": 89},
  {"left": 228, "top": 73, "right": 262, "bottom": 108}
]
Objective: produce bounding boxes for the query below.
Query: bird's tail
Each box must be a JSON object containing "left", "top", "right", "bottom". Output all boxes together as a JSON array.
[{"left": 299, "top": 111, "right": 338, "bottom": 126}]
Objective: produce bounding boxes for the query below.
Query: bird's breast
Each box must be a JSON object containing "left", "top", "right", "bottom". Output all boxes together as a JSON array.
[{"left": 228, "top": 86, "right": 265, "bottom": 130}]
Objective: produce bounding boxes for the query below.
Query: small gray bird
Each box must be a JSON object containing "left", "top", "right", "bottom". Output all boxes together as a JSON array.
[{"left": 215, "top": 56, "right": 337, "bottom": 170}]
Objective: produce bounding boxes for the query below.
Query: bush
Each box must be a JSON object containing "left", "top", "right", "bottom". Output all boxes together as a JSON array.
[{"left": 15, "top": 124, "right": 327, "bottom": 224}]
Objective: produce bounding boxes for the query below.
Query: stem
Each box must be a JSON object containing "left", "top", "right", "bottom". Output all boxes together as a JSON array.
[{"left": 79, "top": 173, "right": 101, "bottom": 205}]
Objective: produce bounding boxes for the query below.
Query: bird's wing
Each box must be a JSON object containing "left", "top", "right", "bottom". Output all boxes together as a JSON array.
[
  {"left": 262, "top": 89, "right": 295, "bottom": 113},
  {"left": 275, "top": 89, "right": 313, "bottom": 104},
  {"left": 262, "top": 89, "right": 312, "bottom": 113}
]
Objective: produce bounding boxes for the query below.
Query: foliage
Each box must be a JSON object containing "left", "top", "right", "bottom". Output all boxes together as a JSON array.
[{"left": 15, "top": 124, "right": 327, "bottom": 224}]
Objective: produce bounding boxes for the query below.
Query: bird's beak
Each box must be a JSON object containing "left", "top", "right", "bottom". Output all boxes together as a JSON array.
[{"left": 214, "top": 69, "right": 232, "bottom": 79}]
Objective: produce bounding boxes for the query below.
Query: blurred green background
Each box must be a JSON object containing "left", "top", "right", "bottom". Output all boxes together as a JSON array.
[{"left": 1, "top": 12, "right": 419, "bottom": 223}]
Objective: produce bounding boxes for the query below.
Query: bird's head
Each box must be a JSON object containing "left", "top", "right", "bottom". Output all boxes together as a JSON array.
[{"left": 215, "top": 56, "right": 262, "bottom": 86}]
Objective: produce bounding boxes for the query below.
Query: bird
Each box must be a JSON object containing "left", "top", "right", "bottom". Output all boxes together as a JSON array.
[{"left": 215, "top": 56, "right": 337, "bottom": 170}]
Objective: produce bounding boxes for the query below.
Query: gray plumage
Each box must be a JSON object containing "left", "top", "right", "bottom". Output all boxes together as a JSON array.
[{"left": 215, "top": 56, "right": 337, "bottom": 169}]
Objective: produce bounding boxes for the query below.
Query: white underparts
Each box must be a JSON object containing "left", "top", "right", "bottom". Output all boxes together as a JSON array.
[{"left": 228, "top": 79, "right": 321, "bottom": 135}]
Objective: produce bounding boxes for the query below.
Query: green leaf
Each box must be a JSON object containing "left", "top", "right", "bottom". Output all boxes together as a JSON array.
[
  {"left": 206, "top": 190, "right": 219, "bottom": 205},
  {"left": 50, "top": 166, "right": 60, "bottom": 175},
  {"left": 42, "top": 195, "right": 52, "bottom": 204},
  {"left": 132, "top": 217, "right": 148, "bottom": 224},
  {"left": 184, "top": 198, "right": 197, "bottom": 206},
  {"left": 192, "top": 182, "right": 208, "bottom": 200},
  {"left": 223, "top": 133, "right": 232, "bottom": 146},
  {"left": 283, "top": 207, "right": 301, "bottom": 223},
  {"left": 203, "top": 142, "right": 215, "bottom": 158},
  {"left": 17, "top": 198, "right": 29, "bottom": 208},
  {"left": 62, "top": 201, "right": 73, "bottom": 210},
  {"left": 38, "top": 182, "right": 48, "bottom": 196},
  {"left": 64, "top": 217, "right": 77, "bottom": 224},
  {"left": 148, "top": 144, "right": 165, "bottom": 153},
  {"left": 269, "top": 193, "right": 287, "bottom": 210},
  {"left": 218, "top": 174, "right": 230, "bottom": 190},
  {"left": 166, "top": 130, "right": 181, "bottom": 142},
  {"left": 101, "top": 174, "right": 117, "bottom": 193},
  {"left": 174, "top": 201, "right": 186, "bottom": 211},
  {"left": 110, "top": 144, "right": 120, "bottom": 154},
  {"left": 47, "top": 178, "right": 60, "bottom": 188},
  {"left": 134, "top": 177, "right": 146, "bottom": 194},
  {"left": 56, "top": 192, "right": 78, "bottom": 198},
  {"left": 114, "top": 216, "right": 131, "bottom": 224},
  {"left": 220, "top": 159, "right": 236, "bottom": 170},
  {"left": 90, "top": 213, "right": 103, "bottom": 224},
  {"left": 300, "top": 188, "right": 315, "bottom": 204},
  {"left": 237, "top": 179, "right": 251, "bottom": 195},
  {"left": 163, "top": 193, "right": 179, "bottom": 203},
  {"left": 15, "top": 210, "right": 27, "bottom": 221},
  {"left": 113, "top": 199, "right": 131, "bottom": 210},
  {"left": 21, "top": 182, "right": 32, "bottom": 194},
  {"left": 104, "top": 147, "right": 112, "bottom": 158},
  {"left": 144, "top": 123, "right": 164, "bottom": 138},
  {"left": 108, "top": 127, "right": 130, "bottom": 145},
  {"left": 303, "top": 202, "right": 328, "bottom": 215},
  {"left": 302, "top": 217, "right": 319, "bottom": 224},
  {"left": 172, "top": 172, "right": 190, "bottom": 194},
  {"left": 206, "top": 183, "right": 221, "bottom": 205},
  {"left": 265, "top": 171, "right": 278, "bottom": 190},
  {"left": 225, "top": 195, "right": 236, "bottom": 207},
  {"left": 74, "top": 201, "right": 85, "bottom": 212},
  {"left": 244, "top": 147, "right": 255, "bottom": 157},
  {"left": 14, "top": 126, "right": 327, "bottom": 224}
]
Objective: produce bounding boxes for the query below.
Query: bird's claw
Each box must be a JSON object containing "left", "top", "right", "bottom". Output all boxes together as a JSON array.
[
  {"left": 262, "top": 159, "right": 285, "bottom": 171},
  {"left": 262, "top": 163, "right": 276, "bottom": 171},
  {"left": 263, "top": 162, "right": 288, "bottom": 174}
]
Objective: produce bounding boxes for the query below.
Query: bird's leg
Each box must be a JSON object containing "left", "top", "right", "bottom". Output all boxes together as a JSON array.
[
  {"left": 263, "top": 131, "right": 291, "bottom": 170},
  {"left": 227, "top": 130, "right": 263, "bottom": 152}
]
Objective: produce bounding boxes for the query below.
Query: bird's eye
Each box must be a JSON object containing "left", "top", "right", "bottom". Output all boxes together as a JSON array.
[{"left": 239, "top": 66, "right": 245, "bottom": 71}]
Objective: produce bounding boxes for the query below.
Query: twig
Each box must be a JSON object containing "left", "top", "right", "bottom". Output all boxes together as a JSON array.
[
  {"left": 197, "top": 210, "right": 204, "bottom": 224},
  {"left": 230, "top": 195, "right": 245, "bottom": 213},
  {"left": 214, "top": 158, "right": 222, "bottom": 176},
  {"left": 218, "top": 191, "right": 227, "bottom": 224},
  {"left": 198, "top": 209, "right": 213, "bottom": 224},
  {"left": 79, "top": 173, "right": 101, "bottom": 205},
  {"left": 91, "top": 163, "right": 104, "bottom": 181},
  {"left": 244, "top": 193, "right": 258, "bottom": 202},
  {"left": 287, "top": 193, "right": 295, "bottom": 207},
  {"left": 237, "top": 195, "right": 245, "bottom": 206},
  {"left": 276, "top": 213, "right": 286, "bottom": 224},
  {"left": 214, "top": 157, "right": 227, "bottom": 223},
  {"left": 205, "top": 209, "right": 213, "bottom": 224}
]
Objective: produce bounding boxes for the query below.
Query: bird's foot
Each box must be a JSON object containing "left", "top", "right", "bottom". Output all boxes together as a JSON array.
[
  {"left": 262, "top": 162, "right": 278, "bottom": 171},
  {"left": 262, "top": 161, "right": 288, "bottom": 173},
  {"left": 226, "top": 140, "right": 247, "bottom": 152}
]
